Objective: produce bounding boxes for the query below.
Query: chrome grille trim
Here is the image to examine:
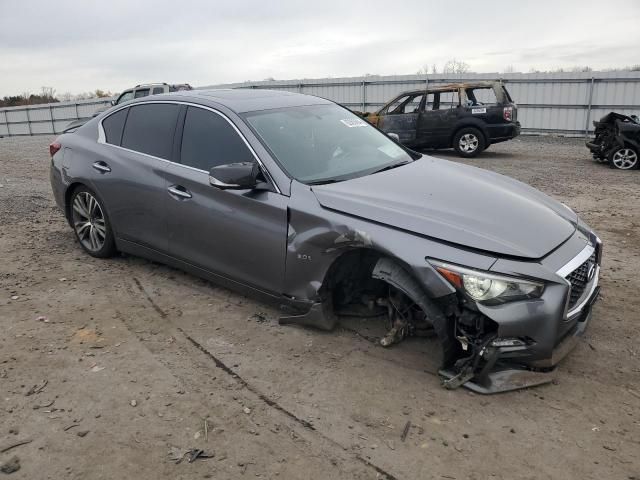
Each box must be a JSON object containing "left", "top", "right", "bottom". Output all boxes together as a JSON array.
[{"left": 556, "top": 243, "right": 595, "bottom": 278}]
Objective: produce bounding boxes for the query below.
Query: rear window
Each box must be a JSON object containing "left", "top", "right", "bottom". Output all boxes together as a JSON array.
[
  {"left": 152, "top": 87, "right": 164, "bottom": 95},
  {"left": 121, "top": 103, "right": 180, "bottom": 159},
  {"left": 102, "top": 108, "right": 128, "bottom": 145},
  {"left": 465, "top": 87, "right": 498, "bottom": 106},
  {"left": 134, "top": 89, "right": 150, "bottom": 98}
]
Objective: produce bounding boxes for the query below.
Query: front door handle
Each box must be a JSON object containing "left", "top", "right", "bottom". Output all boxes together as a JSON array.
[
  {"left": 92, "top": 161, "right": 111, "bottom": 173},
  {"left": 168, "top": 185, "right": 192, "bottom": 199}
]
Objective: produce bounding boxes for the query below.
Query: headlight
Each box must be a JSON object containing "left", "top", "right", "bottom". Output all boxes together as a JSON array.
[{"left": 429, "top": 260, "right": 544, "bottom": 305}]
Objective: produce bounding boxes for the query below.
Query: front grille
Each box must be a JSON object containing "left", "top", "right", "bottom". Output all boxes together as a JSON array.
[{"left": 566, "top": 252, "right": 597, "bottom": 309}]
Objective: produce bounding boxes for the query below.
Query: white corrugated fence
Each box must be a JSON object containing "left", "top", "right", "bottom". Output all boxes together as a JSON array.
[{"left": 2, "top": 71, "right": 639, "bottom": 137}]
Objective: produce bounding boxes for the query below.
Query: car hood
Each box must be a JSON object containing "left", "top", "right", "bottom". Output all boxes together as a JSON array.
[{"left": 311, "top": 156, "right": 577, "bottom": 259}]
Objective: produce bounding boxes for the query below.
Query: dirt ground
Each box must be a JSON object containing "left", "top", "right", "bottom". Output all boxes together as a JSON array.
[{"left": 0, "top": 134, "right": 639, "bottom": 480}]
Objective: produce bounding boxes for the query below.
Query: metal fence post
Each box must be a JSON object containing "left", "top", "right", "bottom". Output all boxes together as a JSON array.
[
  {"left": 361, "top": 80, "right": 366, "bottom": 112},
  {"left": 74, "top": 102, "right": 80, "bottom": 121},
  {"left": 584, "top": 77, "right": 595, "bottom": 137},
  {"left": 1, "top": 109, "right": 7, "bottom": 136},
  {"left": 25, "top": 107, "right": 32, "bottom": 135},
  {"left": 49, "top": 105, "right": 55, "bottom": 134}
]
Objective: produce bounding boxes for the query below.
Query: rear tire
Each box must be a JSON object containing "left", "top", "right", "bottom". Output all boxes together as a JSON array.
[
  {"left": 608, "top": 146, "right": 638, "bottom": 170},
  {"left": 70, "top": 186, "right": 116, "bottom": 258},
  {"left": 453, "top": 127, "right": 485, "bottom": 158}
]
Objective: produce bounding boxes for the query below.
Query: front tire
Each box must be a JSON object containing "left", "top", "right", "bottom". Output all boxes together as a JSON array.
[
  {"left": 70, "top": 186, "right": 116, "bottom": 258},
  {"left": 453, "top": 127, "right": 485, "bottom": 158},
  {"left": 608, "top": 146, "right": 638, "bottom": 170}
]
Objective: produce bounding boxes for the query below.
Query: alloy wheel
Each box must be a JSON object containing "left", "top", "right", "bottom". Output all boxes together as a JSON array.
[
  {"left": 72, "top": 191, "right": 106, "bottom": 252},
  {"left": 459, "top": 133, "right": 479, "bottom": 153},
  {"left": 611, "top": 148, "right": 638, "bottom": 170}
]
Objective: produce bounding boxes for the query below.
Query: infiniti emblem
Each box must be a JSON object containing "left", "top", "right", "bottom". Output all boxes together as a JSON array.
[{"left": 586, "top": 262, "right": 596, "bottom": 281}]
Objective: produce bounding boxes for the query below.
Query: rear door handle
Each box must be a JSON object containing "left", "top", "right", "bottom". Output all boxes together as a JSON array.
[
  {"left": 92, "top": 161, "right": 111, "bottom": 173},
  {"left": 168, "top": 185, "right": 192, "bottom": 199}
]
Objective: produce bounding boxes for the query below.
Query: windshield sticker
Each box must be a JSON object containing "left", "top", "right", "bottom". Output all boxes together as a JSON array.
[
  {"left": 340, "top": 118, "right": 368, "bottom": 128},
  {"left": 472, "top": 107, "right": 487, "bottom": 114}
]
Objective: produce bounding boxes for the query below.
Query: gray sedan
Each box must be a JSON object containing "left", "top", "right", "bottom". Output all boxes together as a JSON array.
[{"left": 49, "top": 89, "right": 601, "bottom": 393}]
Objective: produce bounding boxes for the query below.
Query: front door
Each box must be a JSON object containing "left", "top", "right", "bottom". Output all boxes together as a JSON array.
[
  {"left": 377, "top": 93, "right": 424, "bottom": 145},
  {"left": 166, "top": 106, "right": 288, "bottom": 294}
]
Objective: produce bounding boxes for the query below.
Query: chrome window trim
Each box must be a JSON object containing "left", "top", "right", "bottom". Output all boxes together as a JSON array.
[
  {"left": 556, "top": 243, "right": 595, "bottom": 278},
  {"left": 97, "top": 100, "right": 281, "bottom": 194}
]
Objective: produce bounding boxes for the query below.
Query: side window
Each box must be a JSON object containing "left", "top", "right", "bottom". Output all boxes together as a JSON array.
[
  {"left": 102, "top": 108, "right": 128, "bottom": 145},
  {"left": 434, "top": 90, "right": 460, "bottom": 110},
  {"left": 134, "top": 88, "right": 150, "bottom": 98},
  {"left": 384, "top": 95, "right": 409, "bottom": 115},
  {"left": 465, "top": 88, "right": 498, "bottom": 106},
  {"left": 180, "top": 107, "right": 255, "bottom": 171},
  {"left": 116, "top": 91, "right": 134, "bottom": 104},
  {"left": 424, "top": 93, "right": 434, "bottom": 110},
  {"left": 152, "top": 87, "right": 165, "bottom": 95},
  {"left": 402, "top": 94, "right": 423, "bottom": 114},
  {"left": 121, "top": 103, "right": 180, "bottom": 159}
]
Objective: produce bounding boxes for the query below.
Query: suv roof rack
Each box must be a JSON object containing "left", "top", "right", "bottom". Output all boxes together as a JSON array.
[{"left": 134, "top": 82, "right": 169, "bottom": 88}]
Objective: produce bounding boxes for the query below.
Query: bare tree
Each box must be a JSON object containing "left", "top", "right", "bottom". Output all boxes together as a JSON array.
[
  {"left": 417, "top": 63, "right": 440, "bottom": 75},
  {"left": 41, "top": 86, "right": 56, "bottom": 99},
  {"left": 443, "top": 58, "right": 471, "bottom": 74},
  {"left": 503, "top": 65, "right": 516, "bottom": 73},
  {"left": 94, "top": 89, "right": 113, "bottom": 98}
]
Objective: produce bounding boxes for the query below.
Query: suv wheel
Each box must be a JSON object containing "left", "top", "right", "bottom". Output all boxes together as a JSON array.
[
  {"left": 70, "top": 186, "right": 116, "bottom": 258},
  {"left": 609, "top": 146, "right": 638, "bottom": 170},
  {"left": 453, "top": 127, "right": 485, "bottom": 158}
]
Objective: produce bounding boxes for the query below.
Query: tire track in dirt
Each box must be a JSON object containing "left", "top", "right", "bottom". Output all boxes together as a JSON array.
[{"left": 126, "top": 275, "right": 401, "bottom": 480}]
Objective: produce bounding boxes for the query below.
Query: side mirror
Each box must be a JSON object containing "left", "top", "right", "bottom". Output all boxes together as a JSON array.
[
  {"left": 110, "top": 100, "right": 116, "bottom": 106},
  {"left": 209, "top": 162, "right": 260, "bottom": 190},
  {"left": 387, "top": 133, "right": 400, "bottom": 143}
]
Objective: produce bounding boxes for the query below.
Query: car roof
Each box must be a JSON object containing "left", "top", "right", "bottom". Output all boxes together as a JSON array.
[
  {"left": 138, "top": 88, "right": 333, "bottom": 113},
  {"left": 398, "top": 81, "right": 501, "bottom": 96}
]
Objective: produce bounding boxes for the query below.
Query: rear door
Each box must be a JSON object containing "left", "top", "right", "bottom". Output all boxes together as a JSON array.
[
  {"left": 165, "top": 105, "right": 288, "bottom": 294},
  {"left": 417, "top": 89, "right": 461, "bottom": 146},
  {"left": 376, "top": 93, "right": 424, "bottom": 145},
  {"left": 95, "top": 102, "right": 180, "bottom": 252},
  {"left": 462, "top": 86, "right": 511, "bottom": 128}
]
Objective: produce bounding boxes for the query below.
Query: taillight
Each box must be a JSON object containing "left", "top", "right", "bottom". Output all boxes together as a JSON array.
[
  {"left": 49, "top": 142, "right": 61, "bottom": 157},
  {"left": 503, "top": 106, "right": 513, "bottom": 122}
]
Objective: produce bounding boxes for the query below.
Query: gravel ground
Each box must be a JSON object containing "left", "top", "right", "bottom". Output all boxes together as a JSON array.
[{"left": 0, "top": 134, "right": 639, "bottom": 480}]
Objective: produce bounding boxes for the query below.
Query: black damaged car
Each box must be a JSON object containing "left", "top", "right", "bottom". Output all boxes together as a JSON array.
[
  {"left": 587, "top": 112, "right": 640, "bottom": 170},
  {"left": 359, "top": 81, "right": 521, "bottom": 158}
]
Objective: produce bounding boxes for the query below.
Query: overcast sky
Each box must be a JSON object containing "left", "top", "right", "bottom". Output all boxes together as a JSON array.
[{"left": 1, "top": 0, "right": 639, "bottom": 97}]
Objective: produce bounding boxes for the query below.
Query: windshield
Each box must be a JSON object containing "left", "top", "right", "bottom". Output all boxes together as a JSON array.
[{"left": 243, "top": 104, "right": 413, "bottom": 184}]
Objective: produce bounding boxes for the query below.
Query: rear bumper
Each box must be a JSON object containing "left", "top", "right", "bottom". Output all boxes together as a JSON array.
[{"left": 487, "top": 121, "right": 521, "bottom": 143}]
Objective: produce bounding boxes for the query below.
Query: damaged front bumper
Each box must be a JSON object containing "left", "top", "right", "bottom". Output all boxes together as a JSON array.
[
  {"left": 441, "top": 236, "right": 602, "bottom": 394},
  {"left": 440, "top": 284, "right": 599, "bottom": 394}
]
